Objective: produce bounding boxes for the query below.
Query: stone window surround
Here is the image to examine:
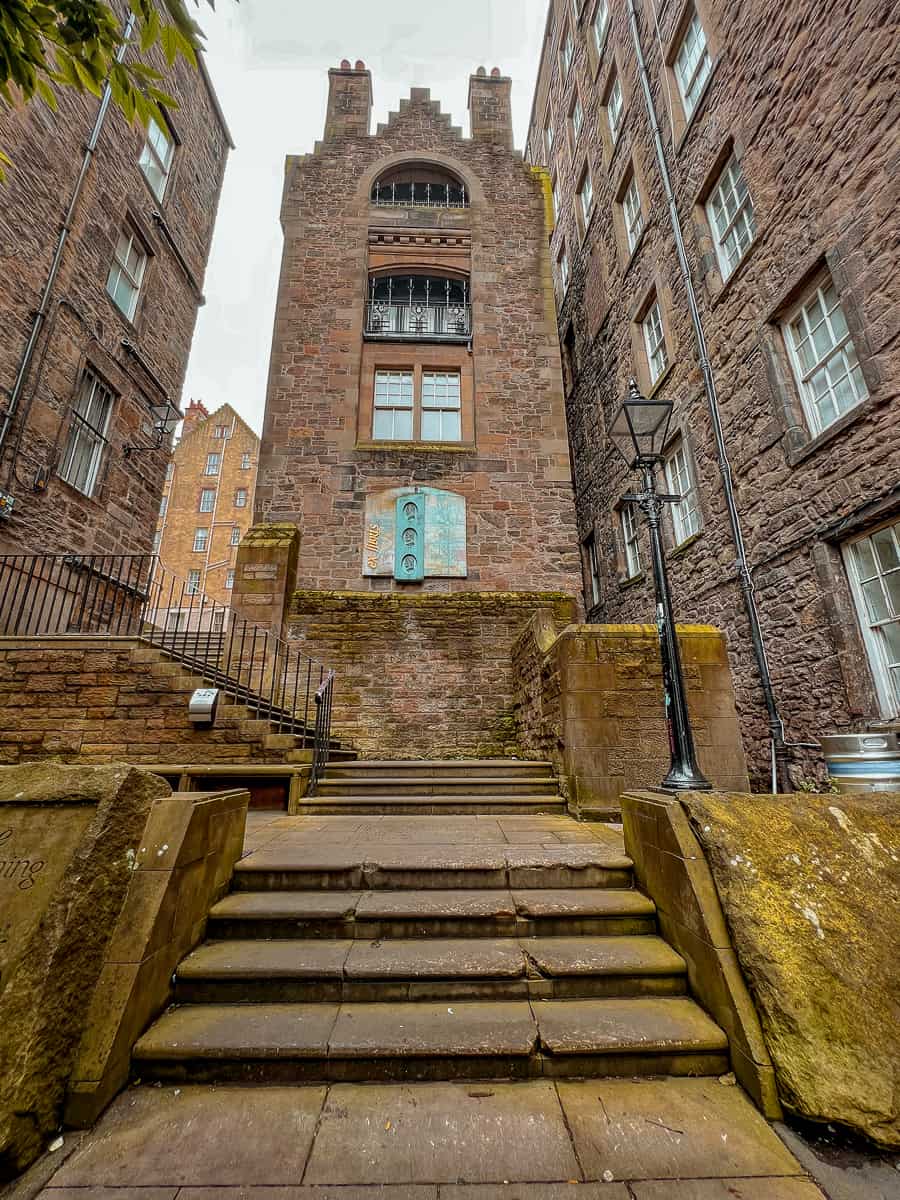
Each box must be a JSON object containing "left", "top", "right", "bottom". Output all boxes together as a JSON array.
[
  {"left": 661, "top": 425, "right": 704, "bottom": 551},
  {"left": 759, "top": 247, "right": 880, "bottom": 469},
  {"left": 615, "top": 499, "right": 644, "bottom": 584},
  {"left": 629, "top": 277, "right": 677, "bottom": 399},
  {"left": 599, "top": 53, "right": 628, "bottom": 166},
  {"left": 575, "top": 160, "right": 594, "bottom": 240},
  {"left": 103, "top": 205, "right": 157, "bottom": 335},
  {"left": 589, "top": 0, "right": 612, "bottom": 71},
  {"left": 691, "top": 135, "right": 765, "bottom": 308},
  {"left": 612, "top": 156, "right": 650, "bottom": 271},
  {"left": 357, "top": 344, "right": 475, "bottom": 448},
  {"left": 136, "top": 106, "right": 182, "bottom": 209},
  {"left": 660, "top": 0, "right": 721, "bottom": 151},
  {"left": 580, "top": 522, "right": 603, "bottom": 614},
  {"left": 568, "top": 88, "right": 584, "bottom": 154}
]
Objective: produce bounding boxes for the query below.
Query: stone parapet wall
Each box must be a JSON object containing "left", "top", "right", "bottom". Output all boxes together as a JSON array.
[
  {"left": 289, "top": 590, "right": 577, "bottom": 759},
  {"left": 513, "top": 620, "right": 750, "bottom": 815},
  {"left": 0, "top": 637, "right": 286, "bottom": 765}
]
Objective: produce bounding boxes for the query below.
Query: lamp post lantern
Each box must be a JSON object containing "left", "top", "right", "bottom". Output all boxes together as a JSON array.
[{"left": 611, "top": 379, "right": 711, "bottom": 791}]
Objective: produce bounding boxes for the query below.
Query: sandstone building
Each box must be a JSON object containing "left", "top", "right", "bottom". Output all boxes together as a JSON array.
[
  {"left": 526, "top": 0, "right": 898, "bottom": 783},
  {"left": 155, "top": 401, "right": 259, "bottom": 608},
  {"left": 0, "top": 4, "right": 232, "bottom": 557},
  {"left": 247, "top": 61, "right": 584, "bottom": 756}
]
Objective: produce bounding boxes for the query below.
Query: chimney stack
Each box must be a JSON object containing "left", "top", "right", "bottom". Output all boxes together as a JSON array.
[
  {"left": 468, "top": 66, "right": 513, "bottom": 150},
  {"left": 181, "top": 399, "right": 208, "bottom": 436},
  {"left": 324, "top": 60, "right": 373, "bottom": 140}
]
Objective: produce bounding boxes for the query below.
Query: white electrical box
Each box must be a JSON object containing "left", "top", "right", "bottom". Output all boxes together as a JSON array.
[{"left": 189, "top": 687, "right": 220, "bottom": 727}]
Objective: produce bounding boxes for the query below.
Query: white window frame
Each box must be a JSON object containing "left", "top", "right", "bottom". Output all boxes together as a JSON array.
[
  {"left": 557, "top": 247, "right": 570, "bottom": 295},
  {"left": 159, "top": 495, "right": 168, "bottom": 518},
  {"left": 165, "top": 461, "right": 174, "bottom": 480},
  {"left": 152, "top": 529, "right": 162, "bottom": 554},
  {"left": 707, "top": 155, "right": 756, "bottom": 280},
  {"left": 578, "top": 169, "right": 593, "bottom": 230},
  {"left": 373, "top": 370, "right": 414, "bottom": 441},
  {"left": 225, "top": 569, "right": 235, "bottom": 590},
  {"left": 241, "top": 452, "right": 252, "bottom": 470},
  {"left": 621, "top": 505, "right": 641, "bottom": 578},
  {"left": 106, "top": 227, "right": 146, "bottom": 322},
  {"left": 545, "top": 115, "right": 554, "bottom": 157},
  {"left": 560, "top": 30, "right": 574, "bottom": 78},
  {"left": 235, "top": 488, "right": 248, "bottom": 508},
  {"left": 584, "top": 531, "right": 601, "bottom": 608},
  {"left": 186, "top": 570, "right": 201, "bottom": 595},
  {"left": 593, "top": 0, "right": 610, "bottom": 55},
  {"left": 674, "top": 11, "right": 712, "bottom": 121},
  {"left": 570, "top": 95, "right": 584, "bottom": 142},
  {"left": 138, "top": 114, "right": 174, "bottom": 202},
  {"left": 843, "top": 519, "right": 900, "bottom": 717},
  {"left": 664, "top": 442, "right": 701, "bottom": 545},
  {"left": 58, "top": 370, "right": 114, "bottom": 497},
  {"left": 622, "top": 175, "right": 644, "bottom": 253},
  {"left": 421, "top": 371, "right": 462, "bottom": 443},
  {"left": 607, "top": 74, "right": 624, "bottom": 142},
  {"left": 205, "top": 453, "right": 221, "bottom": 476},
  {"left": 552, "top": 176, "right": 561, "bottom": 220},
  {"left": 192, "top": 528, "right": 209, "bottom": 553},
  {"left": 213, "top": 425, "right": 228, "bottom": 439},
  {"left": 782, "top": 275, "right": 869, "bottom": 436},
  {"left": 230, "top": 526, "right": 241, "bottom": 546},
  {"left": 643, "top": 300, "right": 668, "bottom": 385},
  {"left": 199, "top": 488, "right": 215, "bottom": 513}
]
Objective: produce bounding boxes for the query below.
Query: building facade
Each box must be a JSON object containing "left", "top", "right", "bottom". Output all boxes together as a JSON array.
[
  {"left": 0, "top": 3, "right": 232, "bottom": 558},
  {"left": 526, "top": 0, "right": 898, "bottom": 784},
  {"left": 155, "top": 401, "right": 259, "bottom": 607}
]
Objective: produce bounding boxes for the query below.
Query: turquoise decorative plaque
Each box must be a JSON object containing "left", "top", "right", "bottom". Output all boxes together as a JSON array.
[{"left": 363, "top": 487, "right": 467, "bottom": 579}]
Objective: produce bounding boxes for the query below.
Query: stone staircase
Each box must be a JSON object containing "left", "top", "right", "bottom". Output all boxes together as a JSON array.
[
  {"left": 132, "top": 788, "right": 730, "bottom": 1084},
  {"left": 299, "top": 759, "right": 566, "bottom": 814}
]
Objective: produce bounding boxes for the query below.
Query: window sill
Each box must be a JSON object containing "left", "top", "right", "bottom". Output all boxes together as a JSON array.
[
  {"left": 355, "top": 440, "right": 477, "bottom": 454},
  {"left": 618, "top": 570, "right": 646, "bottom": 591},
  {"left": 709, "top": 233, "right": 763, "bottom": 307},
  {"left": 668, "top": 529, "right": 703, "bottom": 558},
  {"left": 786, "top": 395, "right": 873, "bottom": 468},
  {"left": 675, "top": 56, "right": 721, "bottom": 155}
]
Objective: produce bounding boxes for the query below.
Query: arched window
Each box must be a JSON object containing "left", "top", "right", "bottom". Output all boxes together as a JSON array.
[
  {"left": 366, "top": 274, "right": 471, "bottom": 341},
  {"left": 371, "top": 164, "right": 469, "bottom": 208}
]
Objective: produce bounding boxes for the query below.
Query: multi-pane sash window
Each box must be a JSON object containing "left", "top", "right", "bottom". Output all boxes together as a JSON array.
[
  {"left": 213, "top": 425, "right": 228, "bottom": 438},
  {"left": 584, "top": 532, "right": 601, "bottom": 608},
  {"left": 643, "top": 301, "right": 668, "bottom": 384},
  {"left": 421, "top": 372, "right": 462, "bottom": 442},
  {"left": 152, "top": 530, "right": 162, "bottom": 553},
  {"left": 707, "top": 156, "right": 756, "bottom": 279},
  {"left": 623, "top": 175, "right": 644, "bottom": 252},
  {"left": 593, "top": 0, "right": 610, "bottom": 54},
  {"left": 193, "top": 528, "right": 208, "bottom": 552},
  {"left": 235, "top": 488, "right": 248, "bottom": 507},
  {"left": 205, "top": 453, "right": 220, "bottom": 475},
  {"left": 621, "top": 505, "right": 641, "bottom": 577},
  {"left": 607, "top": 74, "right": 624, "bottom": 142},
  {"left": 59, "top": 371, "right": 113, "bottom": 497},
  {"left": 579, "top": 170, "right": 594, "bottom": 227},
  {"left": 199, "top": 488, "right": 215, "bottom": 513},
  {"left": 844, "top": 520, "right": 900, "bottom": 715},
  {"left": 552, "top": 177, "right": 561, "bottom": 220},
  {"left": 139, "top": 115, "right": 174, "bottom": 201},
  {"left": 374, "top": 370, "right": 414, "bottom": 440},
  {"left": 187, "top": 569, "right": 201, "bottom": 595},
  {"left": 241, "top": 452, "right": 252, "bottom": 469},
  {"left": 230, "top": 526, "right": 241, "bottom": 546},
  {"left": 106, "top": 228, "right": 146, "bottom": 321},
  {"left": 225, "top": 569, "right": 235, "bottom": 590},
  {"left": 165, "top": 461, "right": 174, "bottom": 480},
  {"left": 664, "top": 443, "right": 701, "bottom": 544},
  {"left": 560, "top": 31, "right": 574, "bottom": 77},
  {"left": 545, "top": 116, "right": 554, "bottom": 156},
  {"left": 783, "top": 277, "right": 868, "bottom": 435},
  {"left": 557, "top": 247, "right": 570, "bottom": 294},
  {"left": 571, "top": 96, "right": 584, "bottom": 141},
  {"left": 674, "top": 11, "right": 712, "bottom": 120}
]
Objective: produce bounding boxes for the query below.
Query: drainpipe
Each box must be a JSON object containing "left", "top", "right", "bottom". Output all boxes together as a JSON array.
[
  {"left": 625, "top": 0, "right": 790, "bottom": 791},
  {"left": 0, "top": 12, "right": 137, "bottom": 462}
]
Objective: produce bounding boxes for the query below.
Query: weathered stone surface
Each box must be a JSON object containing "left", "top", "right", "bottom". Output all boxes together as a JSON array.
[
  {"left": 683, "top": 791, "right": 900, "bottom": 1148},
  {"left": 0, "top": 763, "right": 170, "bottom": 1181}
]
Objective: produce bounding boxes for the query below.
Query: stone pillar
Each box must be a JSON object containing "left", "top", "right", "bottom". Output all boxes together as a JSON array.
[
  {"left": 324, "top": 60, "right": 373, "bottom": 140},
  {"left": 231, "top": 523, "right": 300, "bottom": 638},
  {"left": 467, "top": 67, "right": 513, "bottom": 150}
]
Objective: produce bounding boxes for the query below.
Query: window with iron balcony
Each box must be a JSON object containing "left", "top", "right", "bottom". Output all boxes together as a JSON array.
[
  {"left": 371, "top": 164, "right": 468, "bottom": 208},
  {"left": 366, "top": 274, "right": 471, "bottom": 342}
]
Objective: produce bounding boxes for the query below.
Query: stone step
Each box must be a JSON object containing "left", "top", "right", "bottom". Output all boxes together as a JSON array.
[
  {"left": 208, "top": 887, "right": 657, "bottom": 940},
  {"left": 296, "top": 797, "right": 567, "bottom": 815},
  {"left": 232, "top": 845, "right": 634, "bottom": 892},
  {"left": 314, "top": 778, "right": 560, "bottom": 796},
  {"left": 323, "top": 760, "right": 554, "bottom": 778},
  {"left": 174, "top": 935, "right": 686, "bottom": 1004},
  {"left": 132, "top": 996, "right": 728, "bottom": 1083}
]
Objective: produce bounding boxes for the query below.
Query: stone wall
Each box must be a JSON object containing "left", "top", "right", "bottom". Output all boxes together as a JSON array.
[
  {"left": 526, "top": 0, "right": 898, "bottom": 785},
  {"left": 513, "top": 618, "right": 750, "bottom": 814},
  {"left": 0, "top": 2, "right": 231, "bottom": 557},
  {"left": 289, "top": 590, "right": 577, "bottom": 758},
  {"left": 0, "top": 637, "right": 286, "bottom": 765}
]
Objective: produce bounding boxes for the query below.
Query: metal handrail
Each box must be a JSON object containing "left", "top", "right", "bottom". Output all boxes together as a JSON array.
[
  {"left": 308, "top": 670, "right": 335, "bottom": 796},
  {"left": 0, "top": 553, "right": 336, "bottom": 747}
]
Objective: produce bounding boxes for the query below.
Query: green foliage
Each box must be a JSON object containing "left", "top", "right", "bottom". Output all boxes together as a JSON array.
[{"left": 0, "top": 0, "right": 221, "bottom": 180}]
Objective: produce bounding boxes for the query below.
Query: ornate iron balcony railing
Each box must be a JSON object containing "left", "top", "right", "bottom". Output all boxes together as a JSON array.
[
  {"left": 371, "top": 181, "right": 469, "bottom": 208},
  {"left": 365, "top": 300, "right": 471, "bottom": 341}
]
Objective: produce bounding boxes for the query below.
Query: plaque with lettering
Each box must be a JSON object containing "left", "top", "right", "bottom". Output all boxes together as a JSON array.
[{"left": 362, "top": 487, "right": 467, "bottom": 579}]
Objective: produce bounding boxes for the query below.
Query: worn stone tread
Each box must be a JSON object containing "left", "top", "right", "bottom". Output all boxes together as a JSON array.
[
  {"left": 354, "top": 890, "right": 516, "bottom": 919},
  {"left": 535, "top": 996, "right": 728, "bottom": 1055},
  {"left": 210, "top": 892, "right": 362, "bottom": 920},
  {"left": 328, "top": 1001, "right": 538, "bottom": 1058},
  {"left": 133, "top": 1004, "right": 339, "bottom": 1059},
  {"left": 512, "top": 889, "right": 654, "bottom": 917},
  {"left": 522, "top": 936, "right": 685, "bottom": 977},
  {"left": 177, "top": 940, "right": 353, "bottom": 979},
  {"left": 344, "top": 938, "right": 526, "bottom": 979}
]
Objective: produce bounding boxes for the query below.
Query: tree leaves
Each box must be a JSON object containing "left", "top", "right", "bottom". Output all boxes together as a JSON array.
[{"left": 0, "top": 0, "right": 226, "bottom": 181}]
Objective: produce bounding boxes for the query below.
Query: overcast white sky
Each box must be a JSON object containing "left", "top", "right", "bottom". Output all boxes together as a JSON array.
[{"left": 182, "top": 0, "right": 549, "bottom": 435}]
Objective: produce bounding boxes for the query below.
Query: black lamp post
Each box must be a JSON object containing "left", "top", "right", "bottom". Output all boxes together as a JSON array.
[{"left": 610, "top": 379, "right": 711, "bottom": 791}]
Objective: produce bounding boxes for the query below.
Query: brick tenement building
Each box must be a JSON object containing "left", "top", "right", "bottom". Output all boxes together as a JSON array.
[
  {"left": 0, "top": 2, "right": 232, "bottom": 559},
  {"left": 249, "top": 62, "right": 583, "bottom": 756},
  {"left": 155, "top": 401, "right": 259, "bottom": 607},
  {"left": 526, "top": 0, "right": 898, "bottom": 784}
]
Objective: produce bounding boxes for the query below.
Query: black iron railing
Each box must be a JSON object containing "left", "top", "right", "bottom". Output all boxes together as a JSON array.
[
  {"left": 365, "top": 300, "right": 471, "bottom": 340},
  {"left": 0, "top": 553, "right": 336, "bottom": 752},
  {"left": 371, "top": 181, "right": 468, "bottom": 208},
  {"left": 308, "top": 670, "right": 335, "bottom": 796}
]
